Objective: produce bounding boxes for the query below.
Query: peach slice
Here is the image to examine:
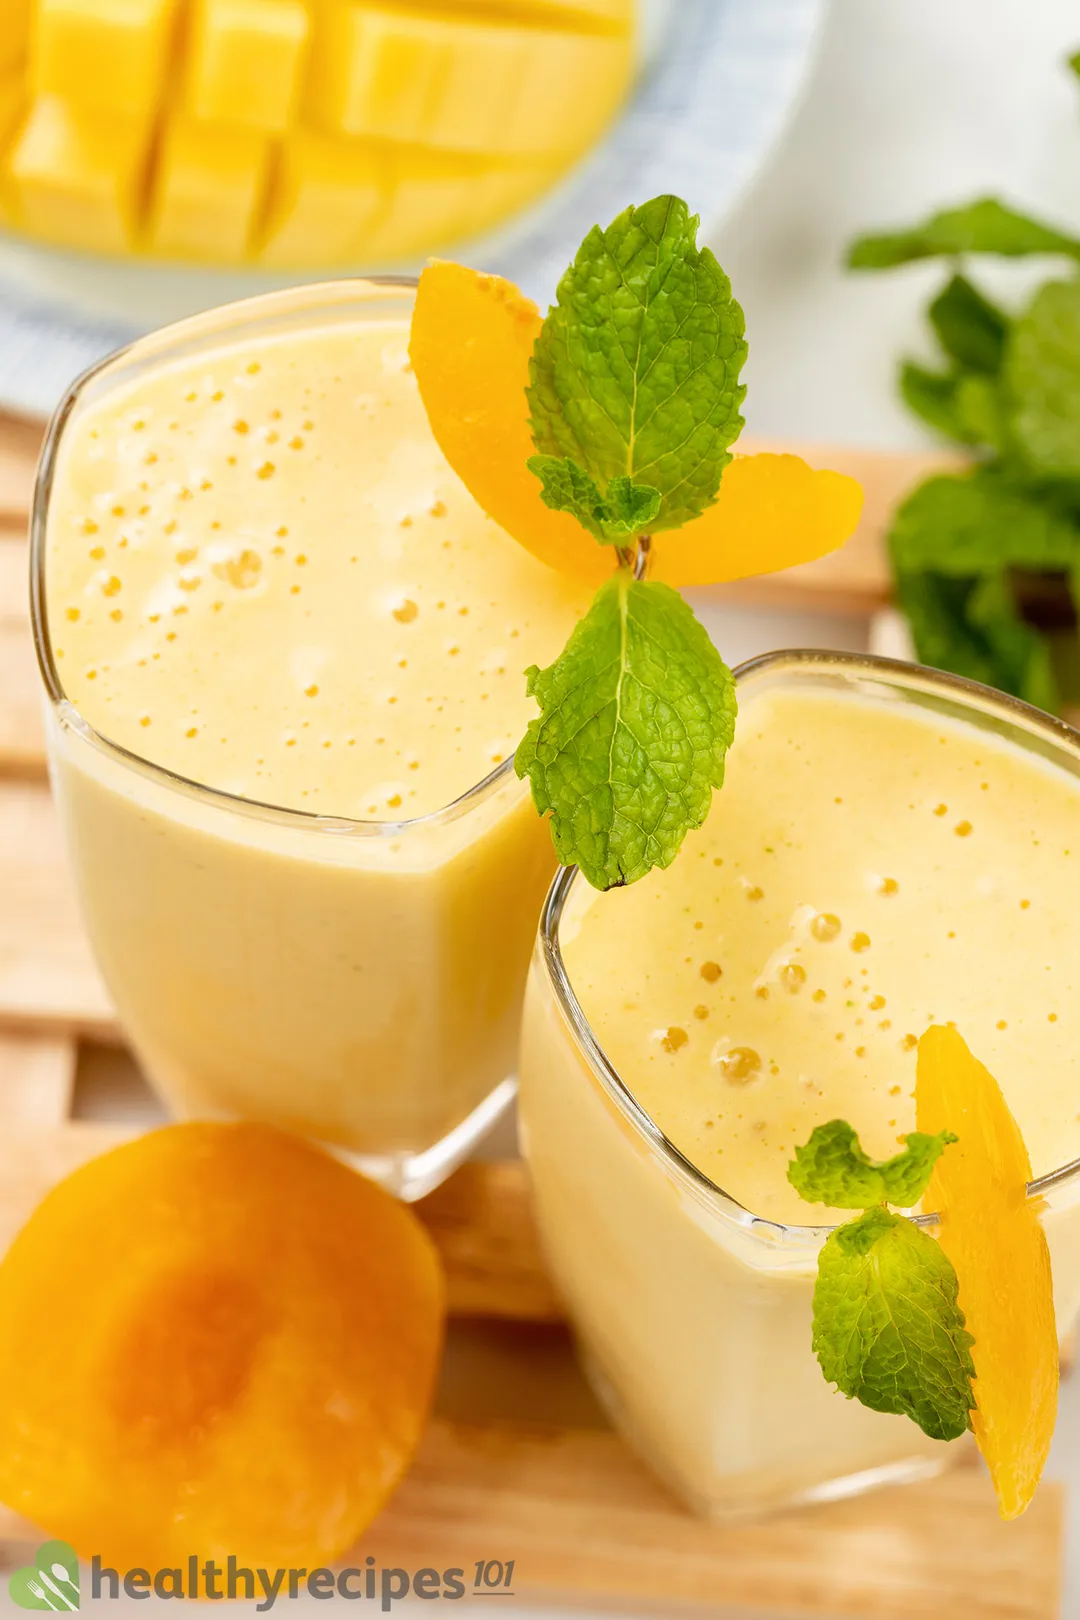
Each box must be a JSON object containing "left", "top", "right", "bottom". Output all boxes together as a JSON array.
[
  {"left": 409, "top": 259, "right": 863, "bottom": 587},
  {"left": 0, "top": 1121, "right": 444, "bottom": 1569},
  {"left": 916, "top": 1025, "right": 1057, "bottom": 1519}
]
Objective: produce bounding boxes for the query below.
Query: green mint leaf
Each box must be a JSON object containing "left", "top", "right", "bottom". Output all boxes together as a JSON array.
[
  {"left": 928, "top": 274, "right": 1009, "bottom": 374},
  {"left": 895, "top": 568, "right": 1061, "bottom": 714},
  {"left": 890, "top": 470, "right": 1080, "bottom": 575},
  {"left": 1005, "top": 279, "right": 1080, "bottom": 479},
  {"left": 527, "top": 455, "right": 661, "bottom": 543},
  {"left": 515, "top": 571, "right": 736, "bottom": 890},
  {"left": 899, "top": 363, "right": 978, "bottom": 444},
  {"left": 813, "top": 1207, "right": 976, "bottom": 1442},
  {"left": 847, "top": 198, "right": 1080, "bottom": 269},
  {"left": 953, "top": 373, "right": 1009, "bottom": 452},
  {"left": 528, "top": 194, "right": 747, "bottom": 536},
  {"left": 788, "top": 1120, "right": 958, "bottom": 1210},
  {"left": 1069, "top": 48, "right": 1080, "bottom": 82}
]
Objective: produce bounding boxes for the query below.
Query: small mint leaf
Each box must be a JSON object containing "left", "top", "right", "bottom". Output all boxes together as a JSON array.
[
  {"left": 528, "top": 194, "right": 747, "bottom": 537},
  {"left": 788, "top": 1119, "right": 958, "bottom": 1209},
  {"left": 604, "top": 475, "right": 663, "bottom": 535},
  {"left": 515, "top": 572, "right": 736, "bottom": 890},
  {"left": 813, "top": 1207, "right": 975, "bottom": 1442},
  {"left": 527, "top": 456, "right": 661, "bottom": 544},
  {"left": 847, "top": 198, "right": 1080, "bottom": 268}
]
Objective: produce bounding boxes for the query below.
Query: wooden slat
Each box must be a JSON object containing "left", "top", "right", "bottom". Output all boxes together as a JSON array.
[
  {"left": 0, "top": 1420, "right": 1053, "bottom": 1619},
  {"left": 0, "top": 784, "right": 115, "bottom": 1037},
  {"left": 364, "top": 1422, "right": 1062, "bottom": 1620},
  {"left": 0, "top": 1034, "right": 75, "bottom": 1126},
  {"left": 0, "top": 411, "right": 40, "bottom": 528},
  {"left": 0, "top": 1124, "right": 555, "bottom": 1323},
  {"left": 0, "top": 537, "right": 43, "bottom": 777}
]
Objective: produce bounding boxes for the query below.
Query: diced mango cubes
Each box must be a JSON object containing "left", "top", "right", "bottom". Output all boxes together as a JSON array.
[
  {"left": 259, "top": 129, "right": 384, "bottom": 268},
  {"left": 184, "top": 0, "right": 309, "bottom": 134},
  {"left": 1, "top": 0, "right": 637, "bottom": 266},
  {"left": 32, "top": 0, "right": 179, "bottom": 121},
  {"left": 7, "top": 94, "right": 147, "bottom": 252},
  {"left": 148, "top": 116, "right": 268, "bottom": 260},
  {"left": 307, "top": 4, "right": 631, "bottom": 157}
]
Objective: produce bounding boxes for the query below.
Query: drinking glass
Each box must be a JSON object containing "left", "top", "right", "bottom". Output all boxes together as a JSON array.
[
  {"left": 32, "top": 281, "right": 557, "bottom": 1201},
  {"left": 520, "top": 650, "right": 1080, "bottom": 1516}
]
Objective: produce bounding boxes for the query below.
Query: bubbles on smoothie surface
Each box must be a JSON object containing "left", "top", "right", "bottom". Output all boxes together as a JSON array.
[{"left": 46, "top": 321, "right": 592, "bottom": 817}]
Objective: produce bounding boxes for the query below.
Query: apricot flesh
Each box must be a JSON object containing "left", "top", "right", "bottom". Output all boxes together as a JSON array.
[
  {"left": 409, "top": 260, "right": 863, "bottom": 587},
  {"left": 916, "top": 1025, "right": 1057, "bottom": 1519},
  {"left": 0, "top": 1122, "right": 444, "bottom": 1569}
]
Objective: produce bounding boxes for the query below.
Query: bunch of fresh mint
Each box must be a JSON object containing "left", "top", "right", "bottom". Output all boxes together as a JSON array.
[
  {"left": 515, "top": 196, "right": 745, "bottom": 890},
  {"left": 847, "top": 51, "right": 1080, "bottom": 715},
  {"left": 788, "top": 1120, "right": 975, "bottom": 1440}
]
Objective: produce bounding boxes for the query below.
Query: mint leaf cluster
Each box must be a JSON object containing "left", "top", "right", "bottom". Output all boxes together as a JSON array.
[
  {"left": 789, "top": 1119, "right": 958, "bottom": 1209},
  {"left": 515, "top": 572, "right": 735, "bottom": 890},
  {"left": 847, "top": 51, "right": 1080, "bottom": 715},
  {"left": 528, "top": 196, "right": 747, "bottom": 539},
  {"left": 789, "top": 1121, "right": 975, "bottom": 1442},
  {"left": 516, "top": 197, "right": 744, "bottom": 890}
]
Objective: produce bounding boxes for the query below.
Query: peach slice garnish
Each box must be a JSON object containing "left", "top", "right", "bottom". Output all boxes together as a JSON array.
[
  {"left": 409, "top": 260, "right": 863, "bottom": 587},
  {"left": 917, "top": 1025, "right": 1058, "bottom": 1519}
]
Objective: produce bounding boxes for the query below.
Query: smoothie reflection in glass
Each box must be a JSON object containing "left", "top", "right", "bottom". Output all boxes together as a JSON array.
[
  {"left": 520, "top": 652, "right": 1080, "bottom": 1517},
  {"left": 33, "top": 281, "right": 591, "bottom": 1199}
]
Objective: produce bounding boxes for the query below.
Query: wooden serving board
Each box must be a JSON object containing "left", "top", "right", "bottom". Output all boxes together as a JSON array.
[{"left": 0, "top": 410, "right": 1061, "bottom": 1617}]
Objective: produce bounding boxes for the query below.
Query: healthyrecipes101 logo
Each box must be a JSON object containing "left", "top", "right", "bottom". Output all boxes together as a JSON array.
[
  {"left": 9, "top": 1549, "right": 518, "bottom": 1610},
  {"left": 8, "top": 1541, "right": 80, "bottom": 1610}
]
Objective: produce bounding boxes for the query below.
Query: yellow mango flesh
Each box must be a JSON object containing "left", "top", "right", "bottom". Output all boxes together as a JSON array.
[
  {"left": 148, "top": 116, "right": 269, "bottom": 261},
  {"left": 184, "top": 0, "right": 310, "bottom": 135},
  {"left": 1, "top": 0, "right": 636, "bottom": 265}
]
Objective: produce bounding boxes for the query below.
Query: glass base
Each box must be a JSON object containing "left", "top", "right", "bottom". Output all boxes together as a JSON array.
[
  {"left": 579, "top": 1346, "right": 963, "bottom": 1522},
  {"left": 329, "top": 1075, "right": 519, "bottom": 1202}
]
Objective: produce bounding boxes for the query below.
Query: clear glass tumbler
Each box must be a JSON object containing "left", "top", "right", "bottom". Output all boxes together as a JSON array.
[
  {"left": 31, "top": 281, "right": 558, "bottom": 1201},
  {"left": 520, "top": 650, "right": 1080, "bottom": 1517}
]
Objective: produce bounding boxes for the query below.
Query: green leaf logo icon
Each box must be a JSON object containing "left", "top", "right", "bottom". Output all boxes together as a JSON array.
[{"left": 8, "top": 1541, "right": 79, "bottom": 1610}]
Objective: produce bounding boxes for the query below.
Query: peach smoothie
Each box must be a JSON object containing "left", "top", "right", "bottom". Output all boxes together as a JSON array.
[
  {"left": 37, "top": 281, "right": 591, "bottom": 1197},
  {"left": 520, "top": 653, "right": 1080, "bottom": 1514}
]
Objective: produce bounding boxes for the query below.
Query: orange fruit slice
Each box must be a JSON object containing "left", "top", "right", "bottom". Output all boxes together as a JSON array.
[
  {"left": 0, "top": 1122, "right": 444, "bottom": 1570},
  {"left": 916, "top": 1025, "right": 1057, "bottom": 1519},
  {"left": 409, "top": 259, "right": 863, "bottom": 587}
]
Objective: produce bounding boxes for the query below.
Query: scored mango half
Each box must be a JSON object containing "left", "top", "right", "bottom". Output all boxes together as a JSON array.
[
  {"left": 408, "top": 259, "right": 864, "bottom": 589},
  {"left": 0, "top": 0, "right": 636, "bottom": 266},
  {"left": 916, "top": 1025, "right": 1058, "bottom": 1520}
]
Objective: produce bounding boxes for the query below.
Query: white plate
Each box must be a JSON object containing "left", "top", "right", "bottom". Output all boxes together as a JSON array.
[{"left": 0, "top": 0, "right": 824, "bottom": 419}]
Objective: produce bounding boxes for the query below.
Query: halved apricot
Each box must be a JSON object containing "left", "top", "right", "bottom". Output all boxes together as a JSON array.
[
  {"left": 0, "top": 1122, "right": 444, "bottom": 1569},
  {"left": 916, "top": 1025, "right": 1057, "bottom": 1519},
  {"left": 409, "top": 259, "right": 863, "bottom": 587}
]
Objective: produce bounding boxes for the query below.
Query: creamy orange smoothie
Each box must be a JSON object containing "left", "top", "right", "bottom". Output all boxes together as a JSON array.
[
  {"left": 38, "top": 281, "right": 592, "bottom": 1196},
  {"left": 520, "top": 654, "right": 1080, "bottom": 1514}
]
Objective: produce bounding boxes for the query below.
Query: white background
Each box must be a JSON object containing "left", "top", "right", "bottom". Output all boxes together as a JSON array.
[{"left": 5, "top": 0, "right": 1080, "bottom": 1614}]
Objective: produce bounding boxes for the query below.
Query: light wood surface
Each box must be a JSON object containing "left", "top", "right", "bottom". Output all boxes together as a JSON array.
[{"left": 0, "top": 1419, "right": 1063, "bottom": 1619}]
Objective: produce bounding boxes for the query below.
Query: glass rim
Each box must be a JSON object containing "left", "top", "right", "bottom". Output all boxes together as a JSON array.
[
  {"left": 537, "top": 647, "right": 1080, "bottom": 1246},
  {"left": 29, "top": 275, "right": 523, "bottom": 841}
]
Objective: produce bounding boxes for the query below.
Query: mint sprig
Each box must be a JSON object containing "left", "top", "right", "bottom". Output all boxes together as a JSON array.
[
  {"left": 789, "top": 1120, "right": 958, "bottom": 1209},
  {"left": 515, "top": 572, "right": 735, "bottom": 890},
  {"left": 789, "top": 1119, "right": 975, "bottom": 1442},
  {"left": 516, "top": 196, "right": 744, "bottom": 890},
  {"left": 528, "top": 195, "right": 747, "bottom": 537}
]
